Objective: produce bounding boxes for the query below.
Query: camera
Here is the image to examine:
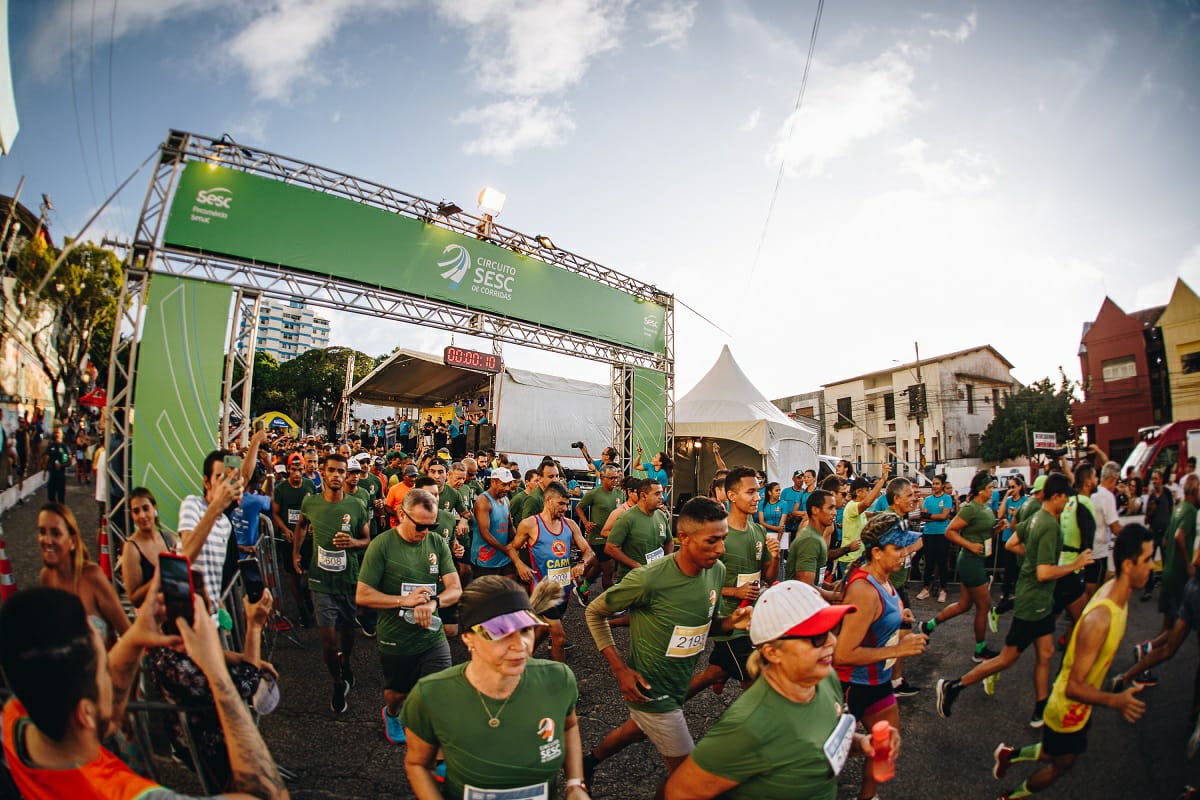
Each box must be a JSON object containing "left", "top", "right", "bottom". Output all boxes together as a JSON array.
[{"left": 571, "top": 441, "right": 584, "bottom": 449}]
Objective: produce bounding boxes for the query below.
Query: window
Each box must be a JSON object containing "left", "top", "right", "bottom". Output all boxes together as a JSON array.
[
  {"left": 884, "top": 392, "right": 896, "bottom": 421},
  {"left": 1101, "top": 356, "right": 1137, "bottom": 382},
  {"left": 968, "top": 434, "right": 980, "bottom": 457},
  {"left": 992, "top": 388, "right": 1001, "bottom": 409},
  {"left": 1182, "top": 350, "right": 1200, "bottom": 375},
  {"left": 835, "top": 397, "right": 854, "bottom": 429},
  {"left": 966, "top": 384, "right": 975, "bottom": 415}
]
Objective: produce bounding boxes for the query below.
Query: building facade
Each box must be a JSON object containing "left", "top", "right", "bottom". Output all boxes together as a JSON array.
[
  {"left": 1070, "top": 297, "right": 1167, "bottom": 465},
  {"left": 770, "top": 389, "right": 826, "bottom": 451},
  {"left": 239, "top": 299, "right": 331, "bottom": 362},
  {"left": 823, "top": 345, "right": 1018, "bottom": 478},
  {"left": 1158, "top": 279, "right": 1200, "bottom": 422}
]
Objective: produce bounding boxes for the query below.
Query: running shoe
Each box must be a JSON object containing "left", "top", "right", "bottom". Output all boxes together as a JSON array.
[
  {"left": 583, "top": 753, "right": 598, "bottom": 790},
  {"left": 1188, "top": 716, "right": 1200, "bottom": 760},
  {"left": 893, "top": 678, "right": 921, "bottom": 697},
  {"left": 331, "top": 679, "right": 349, "bottom": 714},
  {"left": 996, "top": 595, "right": 1015, "bottom": 615},
  {"left": 342, "top": 661, "right": 355, "bottom": 693},
  {"left": 1029, "top": 700, "right": 1046, "bottom": 728},
  {"left": 921, "top": 619, "right": 938, "bottom": 636},
  {"left": 382, "top": 706, "right": 406, "bottom": 743},
  {"left": 992, "top": 743, "right": 1016, "bottom": 780},
  {"left": 973, "top": 646, "right": 1000, "bottom": 663},
  {"left": 1110, "top": 674, "right": 1128, "bottom": 693},
  {"left": 983, "top": 673, "right": 999, "bottom": 697},
  {"left": 936, "top": 678, "right": 961, "bottom": 718},
  {"left": 937, "top": 589, "right": 947, "bottom": 603},
  {"left": 1133, "top": 640, "right": 1153, "bottom": 662},
  {"left": 574, "top": 583, "right": 589, "bottom": 607},
  {"left": 434, "top": 761, "right": 447, "bottom": 783},
  {"left": 988, "top": 606, "right": 1000, "bottom": 634},
  {"left": 1134, "top": 670, "right": 1159, "bottom": 687},
  {"left": 916, "top": 587, "right": 931, "bottom": 601}
]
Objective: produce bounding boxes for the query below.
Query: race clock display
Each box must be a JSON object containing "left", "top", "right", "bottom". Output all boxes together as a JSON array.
[{"left": 443, "top": 346, "right": 502, "bottom": 374}]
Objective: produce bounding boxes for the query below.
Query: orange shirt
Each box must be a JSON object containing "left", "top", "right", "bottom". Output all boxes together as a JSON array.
[{"left": 2, "top": 698, "right": 161, "bottom": 800}]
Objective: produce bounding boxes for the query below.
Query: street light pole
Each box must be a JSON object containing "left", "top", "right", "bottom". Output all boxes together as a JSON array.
[{"left": 915, "top": 341, "right": 926, "bottom": 471}]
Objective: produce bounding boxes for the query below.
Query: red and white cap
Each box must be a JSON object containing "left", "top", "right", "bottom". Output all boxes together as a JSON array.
[{"left": 749, "top": 580, "right": 856, "bottom": 646}]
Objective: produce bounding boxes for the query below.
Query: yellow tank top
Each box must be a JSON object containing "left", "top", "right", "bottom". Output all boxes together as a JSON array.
[{"left": 1044, "top": 590, "right": 1126, "bottom": 733}]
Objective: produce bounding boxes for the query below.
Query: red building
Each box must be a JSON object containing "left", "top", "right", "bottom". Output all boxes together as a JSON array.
[{"left": 1071, "top": 298, "right": 1168, "bottom": 465}]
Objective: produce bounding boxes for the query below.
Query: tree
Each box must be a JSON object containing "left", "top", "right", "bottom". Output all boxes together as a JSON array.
[
  {"left": 273, "top": 347, "right": 375, "bottom": 430},
  {"left": 2, "top": 237, "right": 122, "bottom": 412},
  {"left": 980, "top": 372, "right": 1077, "bottom": 462}
]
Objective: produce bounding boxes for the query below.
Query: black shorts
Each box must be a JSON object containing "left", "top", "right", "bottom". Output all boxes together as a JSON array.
[
  {"left": 591, "top": 545, "right": 611, "bottom": 563},
  {"left": 1082, "top": 559, "right": 1108, "bottom": 586},
  {"left": 1005, "top": 614, "right": 1056, "bottom": 652},
  {"left": 541, "top": 590, "right": 571, "bottom": 622},
  {"left": 842, "top": 681, "right": 897, "bottom": 719},
  {"left": 1053, "top": 572, "right": 1084, "bottom": 614},
  {"left": 708, "top": 637, "right": 754, "bottom": 683},
  {"left": 277, "top": 538, "right": 312, "bottom": 576},
  {"left": 379, "top": 640, "right": 452, "bottom": 695},
  {"left": 1042, "top": 722, "right": 1089, "bottom": 757},
  {"left": 1181, "top": 576, "right": 1200, "bottom": 630},
  {"left": 471, "top": 562, "right": 516, "bottom": 580}
]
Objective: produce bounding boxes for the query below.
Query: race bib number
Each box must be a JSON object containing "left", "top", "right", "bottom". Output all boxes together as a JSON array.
[
  {"left": 818, "top": 567, "right": 826, "bottom": 586},
  {"left": 547, "top": 565, "right": 572, "bottom": 586},
  {"left": 287, "top": 509, "right": 300, "bottom": 525},
  {"left": 904, "top": 553, "right": 913, "bottom": 569},
  {"left": 463, "top": 784, "right": 548, "bottom": 800},
  {"left": 402, "top": 582, "right": 437, "bottom": 596},
  {"left": 645, "top": 547, "right": 665, "bottom": 564},
  {"left": 317, "top": 545, "right": 347, "bottom": 572},
  {"left": 883, "top": 630, "right": 901, "bottom": 671},
  {"left": 984, "top": 538, "right": 993, "bottom": 558},
  {"left": 736, "top": 572, "right": 761, "bottom": 587},
  {"left": 666, "top": 623, "right": 708, "bottom": 658},
  {"left": 823, "top": 713, "right": 856, "bottom": 775}
]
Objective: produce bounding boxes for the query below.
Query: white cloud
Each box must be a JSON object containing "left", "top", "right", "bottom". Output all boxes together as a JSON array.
[
  {"left": 767, "top": 48, "right": 917, "bottom": 176},
  {"left": 643, "top": 0, "right": 697, "bottom": 49},
  {"left": 737, "top": 108, "right": 761, "bottom": 132},
  {"left": 894, "top": 138, "right": 998, "bottom": 194},
  {"left": 433, "top": 0, "right": 628, "bottom": 96},
  {"left": 227, "top": 0, "right": 408, "bottom": 101},
  {"left": 930, "top": 11, "right": 977, "bottom": 43},
  {"left": 454, "top": 99, "right": 576, "bottom": 161}
]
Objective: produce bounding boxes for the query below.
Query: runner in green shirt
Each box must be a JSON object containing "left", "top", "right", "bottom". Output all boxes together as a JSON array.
[
  {"left": 936, "top": 473, "right": 1092, "bottom": 728},
  {"left": 606, "top": 480, "right": 673, "bottom": 581},
  {"left": 401, "top": 575, "right": 587, "bottom": 800},
  {"left": 788, "top": 490, "right": 851, "bottom": 597},
  {"left": 662, "top": 580, "right": 880, "bottom": 800},
  {"left": 577, "top": 465, "right": 624, "bottom": 600},
  {"left": 690, "top": 467, "right": 778, "bottom": 695},
  {"left": 357, "top": 487, "right": 462, "bottom": 744},
  {"left": 272, "top": 456, "right": 317, "bottom": 627},
  {"left": 922, "top": 470, "right": 1005, "bottom": 663},
  {"left": 582, "top": 496, "right": 752, "bottom": 784},
  {"left": 292, "top": 453, "right": 371, "bottom": 714}
]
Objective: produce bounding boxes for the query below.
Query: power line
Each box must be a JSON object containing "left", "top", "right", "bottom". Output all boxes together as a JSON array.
[
  {"left": 68, "top": 0, "right": 99, "bottom": 207},
  {"left": 106, "top": 0, "right": 129, "bottom": 233},
  {"left": 746, "top": 0, "right": 824, "bottom": 289},
  {"left": 88, "top": 0, "right": 109, "bottom": 191}
]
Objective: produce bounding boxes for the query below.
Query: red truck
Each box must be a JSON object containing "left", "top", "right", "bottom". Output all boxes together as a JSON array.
[{"left": 1121, "top": 419, "right": 1200, "bottom": 483}]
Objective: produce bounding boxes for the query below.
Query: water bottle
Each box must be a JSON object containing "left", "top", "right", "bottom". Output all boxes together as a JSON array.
[
  {"left": 871, "top": 720, "right": 894, "bottom": 782},
  {"left": 401, "top": 608, "right": 443, "bottom": 632}
]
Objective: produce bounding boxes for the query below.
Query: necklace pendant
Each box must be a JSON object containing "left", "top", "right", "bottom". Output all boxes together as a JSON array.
[{"left": 488, "top": 718, "right": 500, "bottom": 728}]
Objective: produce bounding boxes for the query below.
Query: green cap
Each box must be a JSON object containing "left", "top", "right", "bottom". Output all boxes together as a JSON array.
[{"left": 1032, "top": 475, "right": 1047, "bottom": 492}]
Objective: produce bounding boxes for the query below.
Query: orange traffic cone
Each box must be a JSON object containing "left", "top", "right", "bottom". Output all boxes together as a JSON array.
[
  {"left": 98, "top": 520, "right": 112, "bottom": 580},
  {"left": 0, "top": 532, "right": 16, "bottom": 603}
]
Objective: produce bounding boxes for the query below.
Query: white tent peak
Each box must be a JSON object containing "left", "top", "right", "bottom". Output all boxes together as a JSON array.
[
  {"left": 676, "top": 345, "right": 818, "bottom": 479},
  {"left": 678, "top": 345, "right": 797, "bottom": 427}
]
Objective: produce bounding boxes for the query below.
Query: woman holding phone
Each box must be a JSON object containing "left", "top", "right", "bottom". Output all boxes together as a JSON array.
[
  {"left": 38, "top": 502, "right": 129, "bottom": 644},
  {"left": 401, "top": 576, "right": 589, "bottom": 800}
]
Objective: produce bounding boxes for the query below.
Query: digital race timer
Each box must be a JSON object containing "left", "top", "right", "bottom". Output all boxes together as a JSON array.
[{"left": 443, "top": 346, "right": 502, "bottom": 374}]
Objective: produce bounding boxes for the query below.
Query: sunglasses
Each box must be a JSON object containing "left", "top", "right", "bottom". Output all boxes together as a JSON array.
[
  {"left": 777, "top": 622, "right": 841, "bottom": 649},
  {"left": 406, "top": 519, "right": 438, "bottom": 532}
]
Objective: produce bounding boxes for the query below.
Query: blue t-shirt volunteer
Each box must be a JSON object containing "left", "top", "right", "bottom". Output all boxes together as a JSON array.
[{"left": 921, "top": 493, "right": 954, "bottom": 535}]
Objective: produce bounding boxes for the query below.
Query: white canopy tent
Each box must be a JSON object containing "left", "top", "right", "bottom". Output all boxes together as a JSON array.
[{"left": 676, "top": 345, "right": 819, "bottom": 489}]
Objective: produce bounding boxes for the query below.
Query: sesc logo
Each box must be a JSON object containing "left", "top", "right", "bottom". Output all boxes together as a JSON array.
[
  {"left": 438, "top": 244, "right": 471, "bottom": 289},
  {"left": 196, "top": 187, "right": 233, "bottom": 209}
]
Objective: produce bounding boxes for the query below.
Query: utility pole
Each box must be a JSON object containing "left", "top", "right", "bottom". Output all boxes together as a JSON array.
[{"left": 915, "top": 341, "right": 927, "bottom": 473}]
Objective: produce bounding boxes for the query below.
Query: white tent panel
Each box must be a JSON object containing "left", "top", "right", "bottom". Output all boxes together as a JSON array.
[
  {"left": 677, "top": 345, "right": 818, "bottom": 480},
  {"left": 495, "top": 368, "right": 609, "bottom": 472}
]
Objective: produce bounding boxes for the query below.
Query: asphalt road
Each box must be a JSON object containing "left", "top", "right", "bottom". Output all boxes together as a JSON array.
[{"left": 3, "top": 480, "right": 1199, "bottom": 799}]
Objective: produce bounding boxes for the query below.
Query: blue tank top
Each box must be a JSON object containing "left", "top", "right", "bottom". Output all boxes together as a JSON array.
[
  {"left": 846, "top": 572, "right": 903, "bottom": 686},
  {"left": 471, "top": 493, "right": 511, "bottom": 567},
  {"left": 527, "top": 514, "right": 574, "bottom": 589}
]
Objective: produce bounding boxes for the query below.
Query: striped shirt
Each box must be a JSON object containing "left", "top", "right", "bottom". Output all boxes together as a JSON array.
[{"left": 177, "top": 494, "right": 231, "bottom": 608}]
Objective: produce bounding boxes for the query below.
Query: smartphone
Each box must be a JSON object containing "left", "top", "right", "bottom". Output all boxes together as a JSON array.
[
  {"left": 158, "top": 553, "right": 195, "bottom": 634},
  {"left": 224, "top": 454, "right": 243, "bottom": 472},
  {"left": 238, "top": 558, "right": 264, "bottom": 603},
  {"left": 254, "top": 419, "right": 265, "bottom": 433}
]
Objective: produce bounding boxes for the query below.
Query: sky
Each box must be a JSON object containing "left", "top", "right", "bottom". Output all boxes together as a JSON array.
[{"left": 4, "top": 0, "right": 1200, "bottom": 401}]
